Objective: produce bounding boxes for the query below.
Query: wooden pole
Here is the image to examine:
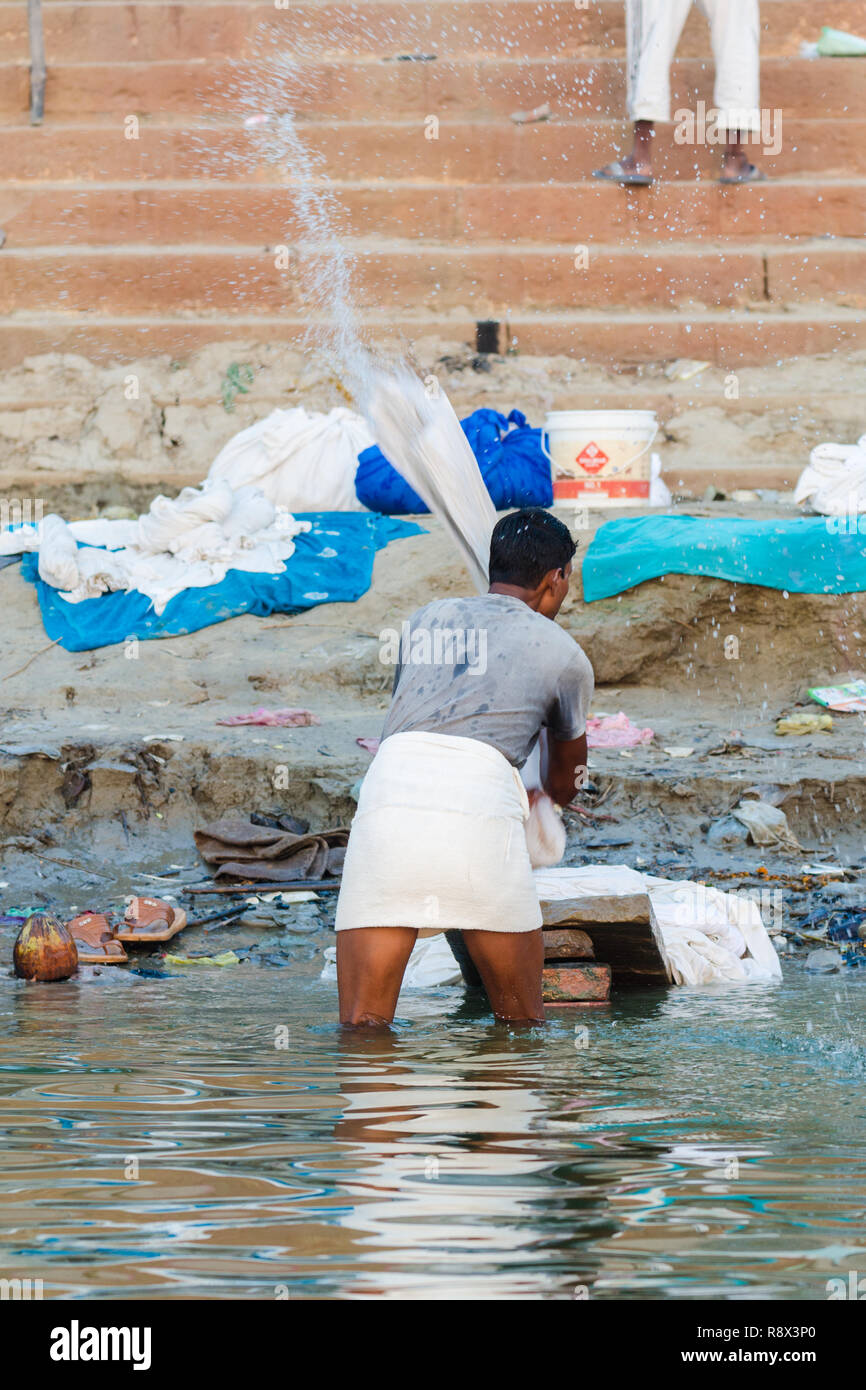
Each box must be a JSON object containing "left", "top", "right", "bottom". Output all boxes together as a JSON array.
[{"left": 28, "top": 0, "right": 46, "bottom": 125}]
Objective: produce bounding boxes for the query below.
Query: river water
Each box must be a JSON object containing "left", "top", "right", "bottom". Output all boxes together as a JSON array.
[{"left": 1, "top": 957, "right": 864, "bottom": 1300}]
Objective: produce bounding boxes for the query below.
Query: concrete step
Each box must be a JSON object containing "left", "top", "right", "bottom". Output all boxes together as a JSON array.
[
  {"left": 3, "top": 179, "right": 866, "bottom": 246},
  {"left": 3, "top": 0, "right": 864, "bottom": 64},
  {"left": 0, "top": 307, "right": 862, "bottom": 370},
  {"left": 0, "top": 56, "right": 862, "bottom": 122},
  {"left": 1, "top": 117, "right": 861, "bottom": 182},
  {"left": 3, "top": 241, "right": 864, "bottom": 314}
]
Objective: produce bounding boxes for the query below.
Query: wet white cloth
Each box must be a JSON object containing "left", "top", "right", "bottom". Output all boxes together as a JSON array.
[
  {"left": 533, "top": 864, "right": 782, "bottom": 986},
  {"left": 794, "top": 434, "right": 866, "bottom": 516},
  {"left": 2, "top": 482, "right": 311, "bottom": 614},
  {"left": 208, "top": 406, "right": 373, "bottom": 512},
  {"left": 365, "top": 368, "right": 497, "bottom": 593},
  {"left": 627, "top": 0, "right": 761, "bottom": 131},
  {"left": 335, "top": 730, "right": 542, "bottom": 934}
]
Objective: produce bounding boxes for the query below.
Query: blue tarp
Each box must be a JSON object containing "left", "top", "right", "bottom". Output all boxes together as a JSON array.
[
  {"left": 355, "top": 407, "right": 553, "bottom": 514},
  {"left": 19, "top": 512, "right": 423, "bottom": 652},
  {"left": 582, "top": 514, "right": 866, "bottom": 602}
]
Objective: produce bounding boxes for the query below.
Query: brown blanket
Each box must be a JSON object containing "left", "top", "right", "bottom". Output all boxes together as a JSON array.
[{"left": 194, "top": 817, "right": 349, "bottom": 882}]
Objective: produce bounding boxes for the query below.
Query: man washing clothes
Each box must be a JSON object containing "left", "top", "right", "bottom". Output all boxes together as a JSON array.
[{"left": 335, "top": 508, "right": 594, "bottom": 1027}]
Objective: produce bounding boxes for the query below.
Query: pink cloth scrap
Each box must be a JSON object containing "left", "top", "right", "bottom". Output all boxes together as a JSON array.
[
  {"left": 356, "top": 737, "right": 381, "bottom": 754},
  {"left": 217, "top": 707, "right": 321, "bottom": 728},
  {"left": 586, "top": 712, "right": 654, "bottom": 748}
]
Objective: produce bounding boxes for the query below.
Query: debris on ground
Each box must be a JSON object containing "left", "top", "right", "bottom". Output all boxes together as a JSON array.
[
  {"left": 808, "top": 680, "right": 866, "bottom": 712},
  {"left": 509, "top": 102, "right": 552, "bottom": 124},
  {"left": 586, "top": 712, "right": 654, "bottom": 748},
  {"left": 730, "top": 799, "right": 803, "bottom": 851},
  {"left": 215, "top": 707, "right": 320, "bottom": 727},
  {"left": 775, "top": 711, "right": 833, "bottom": 735}
]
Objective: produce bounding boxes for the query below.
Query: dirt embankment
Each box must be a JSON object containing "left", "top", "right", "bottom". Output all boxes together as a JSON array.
[
  {"left": 2, "top": 338, "right": 866, "bottom": 509},
  {"left": 2, "top": 513, "right": 865, "bottom": 877}
]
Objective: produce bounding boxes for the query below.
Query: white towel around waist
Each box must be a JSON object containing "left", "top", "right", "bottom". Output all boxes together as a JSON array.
[{"left": 334, "top": 730, "right": 542, "bottom": 933}]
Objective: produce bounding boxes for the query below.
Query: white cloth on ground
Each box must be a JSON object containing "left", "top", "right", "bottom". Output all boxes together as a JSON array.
[
  {"left": 3, "top": 481, "right": 311, "bottom": 614},
  {"left": 532, "top": 864, "right": 782, "bottom": 986},
  {"left": 208, "top": 405, "right": 373, "bottom": 512},
  {"left": 627, "top": 0, "right": 761, "bottom": 131},
  {"left": 335, "top": 730, "right": 542, "bottom": 933},
  {"left": 794, "top": 435, "right": 866, "bottom": 516}
]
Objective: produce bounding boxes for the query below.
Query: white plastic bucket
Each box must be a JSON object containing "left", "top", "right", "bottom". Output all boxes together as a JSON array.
[{"left": 542, "top": 409, "right": 658, "bottom": 507}]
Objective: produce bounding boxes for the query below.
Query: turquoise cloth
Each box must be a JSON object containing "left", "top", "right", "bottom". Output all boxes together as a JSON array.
[{"left": 582, "top": 515, "right": 866, "bottom": 602}]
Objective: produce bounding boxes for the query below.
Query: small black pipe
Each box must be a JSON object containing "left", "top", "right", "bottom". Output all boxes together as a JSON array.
[{"left": 475, "top": 320, "right": 500, "bottom": 354}]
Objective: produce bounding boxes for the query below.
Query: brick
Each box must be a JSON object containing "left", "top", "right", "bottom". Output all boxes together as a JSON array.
[{"left": 542, "top": 963, "right": 611, "bottom": 1002}]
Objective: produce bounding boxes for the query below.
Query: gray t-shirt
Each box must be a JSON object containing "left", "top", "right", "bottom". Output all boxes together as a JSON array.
[{"left": 380, "top": 594, "right": 594, "bottom": 768}]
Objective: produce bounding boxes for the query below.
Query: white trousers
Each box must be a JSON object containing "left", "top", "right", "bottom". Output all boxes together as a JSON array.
[{"left": 627, "top": 0, "right": 761, "bottom": 132}]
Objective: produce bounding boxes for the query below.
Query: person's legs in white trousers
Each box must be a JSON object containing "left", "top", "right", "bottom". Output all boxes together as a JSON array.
[{"left": 595, "top": 0, "right": 764, "bottom": 184}]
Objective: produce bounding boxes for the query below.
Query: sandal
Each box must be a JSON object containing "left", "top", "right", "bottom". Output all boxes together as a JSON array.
[
  {"left": 718, "top": 163, "right": 766, "bottom": 185},
  {"left": 67, "top": 912, "right": 128, "bottom": 965},
  {"left": 116, "top": 897, "right": 188, "bottom": 944},
  {"left": 592, "top": 160, "right": 653, "bottom": 186}
]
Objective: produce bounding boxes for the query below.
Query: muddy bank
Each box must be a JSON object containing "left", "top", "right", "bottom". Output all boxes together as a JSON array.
[
  {"left": 2, "top": 509, "right": 865, "bottom": 893},
  {"left": 2, "top": 339, "right": 866, "bottom": 507}
]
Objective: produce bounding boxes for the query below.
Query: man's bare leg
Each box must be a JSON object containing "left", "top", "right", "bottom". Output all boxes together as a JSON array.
[
  {"left": 462, "top": 928, "right": 545, "bottom": 1024},
  {"left": 337, "top": 926, "right": 418, "bottom": 1027},
  {"left": 594, "top": 119, "right": 655, "bottom": 184}
]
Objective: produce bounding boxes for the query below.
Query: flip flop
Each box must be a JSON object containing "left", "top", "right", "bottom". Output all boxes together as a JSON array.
[
  {"left": 592, "top": 161, "right": 653, "bottom": 187},
  {"left": 67, "top": 912, "right": 128, "bottom": 965},
  {"left": 116, "top": 896, "right": 188, "bottom": 944},
  {"left": 718, "top": 163, "right": 766, "bottom": 185}
]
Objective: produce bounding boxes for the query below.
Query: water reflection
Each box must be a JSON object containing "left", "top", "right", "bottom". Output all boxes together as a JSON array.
[{"left": 0, "top": 960, "right": 864, "bottom": 1299}]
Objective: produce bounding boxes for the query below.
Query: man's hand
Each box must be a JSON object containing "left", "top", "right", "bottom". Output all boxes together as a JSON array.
[{"left": 544, "top": 732, "right": 588, "bottom": 807}]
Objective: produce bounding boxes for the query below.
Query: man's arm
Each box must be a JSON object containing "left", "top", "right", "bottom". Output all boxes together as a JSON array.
[{"left": 543, "top": 732, "right": 588, "bottom": 807}]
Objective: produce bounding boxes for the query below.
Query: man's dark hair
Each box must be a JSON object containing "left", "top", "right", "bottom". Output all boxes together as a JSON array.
[{"left": 488, "top": 508, "right": 577, "bottom": 588}]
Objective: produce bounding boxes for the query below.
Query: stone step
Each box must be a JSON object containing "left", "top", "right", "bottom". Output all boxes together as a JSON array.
[
  {"left": 0, "top": 56, "right": 861, "bottom": 122},
  {"left": 4, "top": 179, "right": 866, "bottom": 246},
  {"left": 2, "top": 242, "right": 863, "bottom": 314},
  {"left": 0, "top": 308, "right": 862, "bottom": 369},
  {"left": 3, "top": 0, "right": 863, "bottom": 64},
  {"left": 1, "top": 117, "right": 860, "bottom": 182}
]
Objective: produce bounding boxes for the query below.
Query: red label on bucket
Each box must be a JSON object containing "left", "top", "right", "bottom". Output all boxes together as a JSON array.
[{"left": 576, "top": 442, "right": 609, "bottom": 474}]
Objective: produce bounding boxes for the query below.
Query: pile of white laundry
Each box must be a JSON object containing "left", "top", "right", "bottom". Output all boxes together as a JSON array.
[
  {"left": 0, "top": 482, "right": 311, "bottom": 614},
  {"left": 533, "top": 865, "right": 782, "bottom": 987},
  {"left": 794, "top": 433, "right": 866, "bottom": 516},
  {"left": 0, "top": 404, "right": 383, "bottom": 612},
  {"left": 208, "top": 405, "right": 373, "bottom": 513}
]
